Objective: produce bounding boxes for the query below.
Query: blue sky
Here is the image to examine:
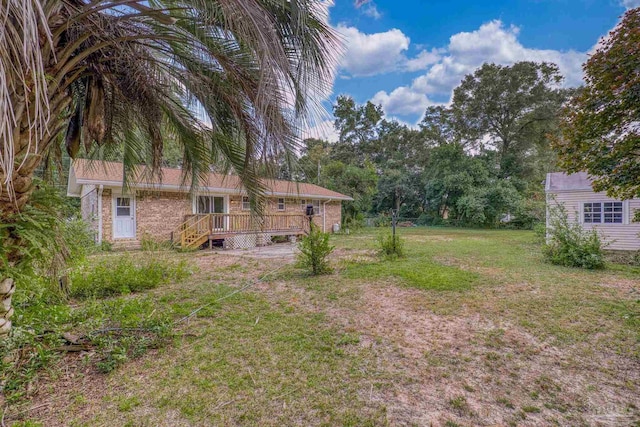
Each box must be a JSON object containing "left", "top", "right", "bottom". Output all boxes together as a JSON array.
[{"left": 307, "top": 0, "right": 639, "bottom": 140}]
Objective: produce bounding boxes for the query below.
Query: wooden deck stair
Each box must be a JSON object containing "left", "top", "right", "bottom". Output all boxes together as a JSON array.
[{"left": 172, "top": 213, "right": 307, "bottom": 250}]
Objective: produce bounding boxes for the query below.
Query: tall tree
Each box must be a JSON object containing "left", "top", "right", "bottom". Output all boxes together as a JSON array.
[
  {"left": 555, "top": 8, "right": 640, "bottom": 199},
  {"left": 332, "top": 95, "right": 384, "bottom": 165},
  {"left": 0, "top": 0, "right": 339, "bottom": 337},
  {"left": 451, "top": 62, "right": 568, "bottom": 179}
]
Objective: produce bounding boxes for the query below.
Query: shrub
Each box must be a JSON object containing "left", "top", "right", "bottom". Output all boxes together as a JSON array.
[
  {"left": 140, "top": 232, "right": 173, "bottom": 251},
  {"left": 297, "top": 223, "right": 334, "bottom": 275},
  {"left": 373, "top": 215, "right": 391, "bottom": 227},
  {"left": 378, "top": 233, "right": 405, "bottom": 260},
  {"left": 543, "top": 204, "right": 605, "bottom": 269},
  {"left": 343, "top": 213, "right": 364, "bottom": 231},
  {"left": 69, "top": 254, "right": 194, "bottom": 298}
]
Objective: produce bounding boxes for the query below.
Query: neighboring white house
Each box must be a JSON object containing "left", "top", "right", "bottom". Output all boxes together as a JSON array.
[{"left": 545, "top": 172, "right": 640, "bottom": 251}]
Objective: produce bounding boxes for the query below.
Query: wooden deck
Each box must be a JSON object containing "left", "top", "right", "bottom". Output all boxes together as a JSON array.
[{"left": 172, "top": 213, "right": 308, "bottom": 249}]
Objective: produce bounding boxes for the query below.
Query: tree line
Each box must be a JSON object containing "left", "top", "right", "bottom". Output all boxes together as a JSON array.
[{"left": 284, "top": 61, "right": 575, "bottom": 229}]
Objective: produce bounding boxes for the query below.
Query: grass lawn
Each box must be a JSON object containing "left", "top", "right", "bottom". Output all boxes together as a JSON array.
[{"left": 6, "top": 228, "right": 640, "bottom": 426}]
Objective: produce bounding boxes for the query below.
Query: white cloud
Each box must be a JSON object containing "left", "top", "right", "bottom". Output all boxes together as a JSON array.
[
  {"left": 371, "top": 87, "right": 432, "bottom": 116},
  {"left": 621, "top": 0, "right": 640, "bottom": 8},
  {"left": 405, "top": 48, "right": 443, "bottom": 71},
  {"left": 413, "top": 20, "right": 586, "bottom": 95},
  {"left": 303, "top": 119, "right": 339, "bottom": 143},
  {"left": 362, "top": 4, "right": 382, "bottom": 19},
  {"left": 337, "top": 25, "right": 410, "bottom": 76},
  {"left": 371, "top": 20, "right": 588, "bottom": 118}
]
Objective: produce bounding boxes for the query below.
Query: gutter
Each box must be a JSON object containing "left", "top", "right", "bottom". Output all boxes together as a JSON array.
[
  {"left": 97, "top": 185, "right": 104, "bottom": 245},
  {"left": 322, "top": 199, "right": 334, "bottom": 232},
  {"left": 74, "top": 179, "right": 354, "bottom": 201}
]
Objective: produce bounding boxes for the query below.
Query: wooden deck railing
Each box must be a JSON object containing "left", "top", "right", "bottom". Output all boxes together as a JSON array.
[{"left": 172, "top": 213, "right": 308, "bottom": 248}]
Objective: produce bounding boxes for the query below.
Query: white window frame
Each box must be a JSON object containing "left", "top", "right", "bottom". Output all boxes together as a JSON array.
[
  {"left": 242, "top": 196, "right": 251, "bottom": 211},
  {"left": 582, "top": 201, "right": 624, "bottom": 224},
  {"left": 312, "top": 199, "right": 321, "bottom": 215},
  {"left": 277, "top": 198, "right": 286, "bottom": 211},
  {"left": 192, "top": 194, "right": 229, "bottom": 215}
]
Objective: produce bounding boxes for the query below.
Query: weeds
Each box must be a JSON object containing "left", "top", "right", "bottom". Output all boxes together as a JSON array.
[
  {"left": 378, "top": 233, "right": 404, "bottom": 259},
  {"left": 543, "top": 203, "right": 605, "bottom": 269},
  {"left": 69, "top": 254, "right": 194, "bottom": 298}
]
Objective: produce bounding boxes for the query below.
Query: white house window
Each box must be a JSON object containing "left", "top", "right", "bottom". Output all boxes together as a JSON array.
[
  {"left": 197, "top": 196, "right": 224, "bottom": 214},
  {"left": 277, "top": 198, "right": 285, "bottom": 211},
  {"left": 242, "top": 196, "right": 251, "bottom": 211},
  {"left": 584, "top": 202, "right": 623, "bottom": 224},
  {"left": 116, "top": 197, "right": 131, "bottom": 217},
  {"left": 313, "top": 199, "right": 321, "bottom": 215},
  {"left": 300, "top": 199, "right": 307, "bottom": 210}
]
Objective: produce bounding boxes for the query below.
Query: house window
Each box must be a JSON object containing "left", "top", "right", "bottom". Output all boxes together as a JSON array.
[
  {"left": 197, "top": 196, "right": 224, "bottom": 214},
  {"left": 116, "top": 197, "right": 131, "bottom": 217},
  {"left": 242, "top": 196, "right": 251, "bottom": 211},
  {"left": 313, "top": 200, "right": 321, "bottom": 215},
  {"left": 277, "top": 198, "right": 285, "bottom": 211},
  {"left": 300, "top": 199, "right": 307, "bottom": 210},
  {"left": 584, "top": 201, "right": 623, "bottom": 224}
]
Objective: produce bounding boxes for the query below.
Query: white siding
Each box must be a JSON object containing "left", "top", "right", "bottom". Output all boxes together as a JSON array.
[{"left": 547, "top": 190, "right": 640, "bottom": 251}]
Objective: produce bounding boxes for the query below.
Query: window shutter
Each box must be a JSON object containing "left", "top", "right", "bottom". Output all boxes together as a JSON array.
[
  {"left": 623, "top": 201, "right": 630, "bottom": 225},
  {"left": 578, "top": 202, "right": 584, "bottom": 224}
]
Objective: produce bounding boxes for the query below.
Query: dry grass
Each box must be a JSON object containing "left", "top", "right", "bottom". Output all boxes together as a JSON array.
[{"left": 8, "top": 228, "right": 640, "bottom": 426}]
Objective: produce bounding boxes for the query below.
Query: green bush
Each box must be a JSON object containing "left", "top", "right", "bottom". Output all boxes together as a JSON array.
[
  {"left": 69, "top": 254, "right": 194, "bottom": 298},
  {"left": 343, "top": 213, "right": 364, "bottom": 231},
  {"left": 297, "top": 223, "right": 334, "bottom": 275},
  {"left": 140, "top": 232, "right": 174, "bottom": 251},
  {"left": 373, "top": 216, "right": 391, "bottom": 227},
  {"left": 378, "top": 233, "right": 405, "bottom": 260},
  {"left": 543, "top": 204, "right": 605, "bottom": 269}
]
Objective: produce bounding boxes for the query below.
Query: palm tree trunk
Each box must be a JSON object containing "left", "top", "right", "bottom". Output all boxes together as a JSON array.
[
  {"left": 0, "top": 278, "right": 15, "bottom": 338},
  {"left": 0, "top": 138, "right": 46, "bottom": 339}
]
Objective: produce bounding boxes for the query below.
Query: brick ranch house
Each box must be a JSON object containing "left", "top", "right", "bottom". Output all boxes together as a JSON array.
[{"left": 67, "top": 159, "right": 352, "bottom": 249}]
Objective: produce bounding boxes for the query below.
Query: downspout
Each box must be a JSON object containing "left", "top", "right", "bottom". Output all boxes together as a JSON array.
[
  {"left": 322, "top": 199, "right": 333, "bottom": 233},
  {"left": 97, "top": 185, "right": 104, "bottom": 245}
]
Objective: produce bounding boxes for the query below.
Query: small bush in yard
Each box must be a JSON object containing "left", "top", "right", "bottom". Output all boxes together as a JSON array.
[
  {"left": 297, "top": 223, "right": 334, "bottom": 275},
  {"left": 543, "top": 204, "right": 605, "bottom": 269},
  {"left": 69, "top": 254, "right": 193, "bottom": 298},
  {"left": 379, "top": 233, "right": 405, "bottom": 259}
]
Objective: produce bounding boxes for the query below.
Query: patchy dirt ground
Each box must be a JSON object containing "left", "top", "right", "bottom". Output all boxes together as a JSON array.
[{"left": 6, "top": 229, "right": 640, "bottom": 426}]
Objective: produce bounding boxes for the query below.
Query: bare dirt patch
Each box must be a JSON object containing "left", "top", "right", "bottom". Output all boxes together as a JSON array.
[{"left": 257, "top": 278, "right": 640, "bottom": 426}]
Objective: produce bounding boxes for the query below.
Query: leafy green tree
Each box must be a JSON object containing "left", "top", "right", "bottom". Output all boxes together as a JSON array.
[
  {"left": 0, "top": 0, "right": 338, "bottom": 337},
  {"left": 375, "top": 168, "right": 424, "bottom": 217},
  {"left": 332, "top": 96, "right": 384, "bottom": 165},
  {"left": 423, "top": 143, "right": 490, "bottom": 222},
  {"left": 451, "top": 62, "right": 568, "bottom": 179},
  {"left": 555, "top": 8, "right": 640, "bottom": 199},
  {"left": 322, "top": 161, "right": 378, "bottom": 220}
]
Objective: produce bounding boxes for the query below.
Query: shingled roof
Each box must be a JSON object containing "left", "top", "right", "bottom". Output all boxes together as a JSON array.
[
  {"left": 545, "top": 172, "right": 595, "bottom": 192},
  {"left": 68, "top": 159, "right": 353, "bottom": 201}
]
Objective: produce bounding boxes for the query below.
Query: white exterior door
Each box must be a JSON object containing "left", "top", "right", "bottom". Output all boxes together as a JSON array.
[{"left": 113, "top": 195, "right": 136, "bottom": 239}]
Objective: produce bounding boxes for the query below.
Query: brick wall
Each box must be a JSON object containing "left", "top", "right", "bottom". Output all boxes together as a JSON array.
[
  {"left": 317, "top": 201, "right": 342, "bottom": 233},
  {"left": 100, "top": 189, "right": 343, "bottom": 242},
  {"left": 135, "top": 191, "right": 192, "bottom": 241}
]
